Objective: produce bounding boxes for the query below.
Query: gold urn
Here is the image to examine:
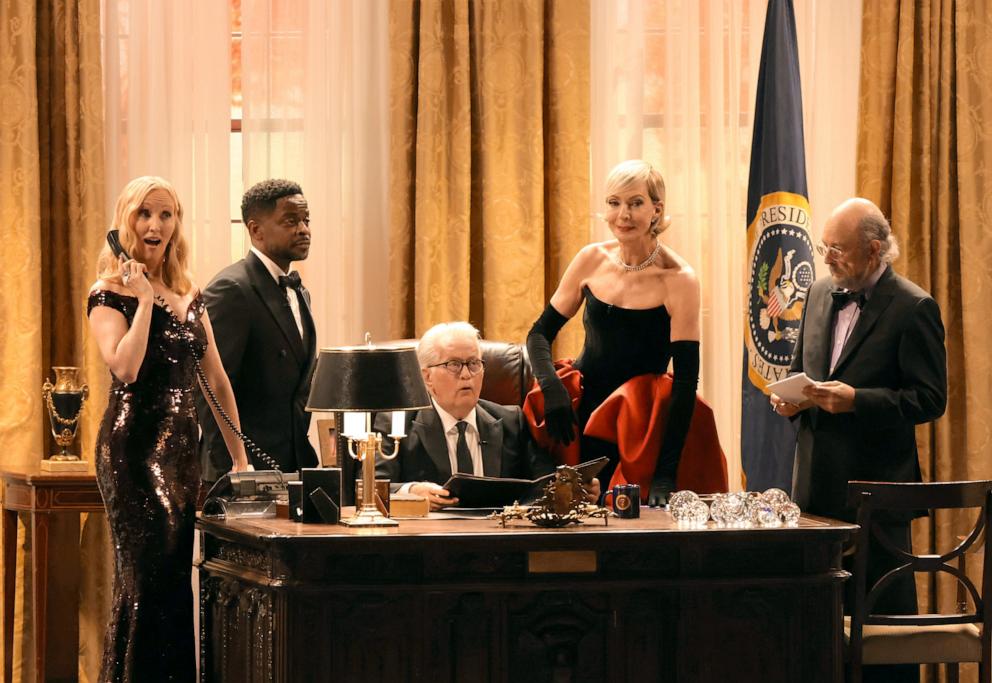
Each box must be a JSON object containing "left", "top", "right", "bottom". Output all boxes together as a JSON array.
[{"left": 41, "top": 366, "right": 89, "bottom": 472}]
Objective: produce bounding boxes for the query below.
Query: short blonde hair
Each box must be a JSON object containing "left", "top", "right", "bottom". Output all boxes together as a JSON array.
[
  {"left": 605, "top": 159, "right": 671, "bottom": 235},
  {"left": 97, "top": 176, "right": 193, "bottom": 295},
  {"left": 417, "top": 322, "right": 481, "bottom": 368}
]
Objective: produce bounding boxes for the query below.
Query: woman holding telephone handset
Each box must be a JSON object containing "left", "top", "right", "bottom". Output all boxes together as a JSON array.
[{"left": 87, "top": 176, "right": 247, "bottom": 682}]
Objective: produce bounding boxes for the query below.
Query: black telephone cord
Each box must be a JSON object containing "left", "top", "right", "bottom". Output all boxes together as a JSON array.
[
  {"left": 156, "top": 294, "right": 283, "bottom": 473},
  {"left": 194, "top": 360, "right": 281, "bottom": 472}
]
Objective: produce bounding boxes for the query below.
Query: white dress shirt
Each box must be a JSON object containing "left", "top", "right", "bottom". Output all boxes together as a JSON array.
[
  {"left": 829, "top": 262, "right": 887, "bottom": 374},
  {"left": 432, "top": 399, "right": 484, "bottom": 476},
  {"left": 250, "top": 246, "right": 304, "bottom": 338},
  {"left": 399, "top": 399, "right": 484, "bottom": 494}
]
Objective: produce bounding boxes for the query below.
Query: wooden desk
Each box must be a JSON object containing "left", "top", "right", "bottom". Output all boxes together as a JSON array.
[
  {"left": 197, "top": 511, "right": 856, "bottom": 682},
  {"left": 1, "top": 469, "right": 104, "bottom": 683}
]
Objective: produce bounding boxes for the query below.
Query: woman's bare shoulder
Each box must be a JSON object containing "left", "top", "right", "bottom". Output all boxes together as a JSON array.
[
  {"left": 656, "top": 246, "right": 695, "bottom": 275},
  {"left": 655, "top": 247, "right": 698, "bottom": 292},
  {"left": 583, "top": 240, "right": 616, "bottom": 256},
  {"left": 89, "top": 279, "right": 128, "bottom": 297},
  {"left": 184, "top": 280, "right": 201, "bottom": 299},
  {"left": 560, "top": 241, "right": 609, "bottom": 274},
  {"left": 581, "top": 240, "right": 618, "bottom": 264}
]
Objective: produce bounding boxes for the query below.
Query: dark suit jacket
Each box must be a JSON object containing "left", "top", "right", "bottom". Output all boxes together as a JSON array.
[
  {"left": 197, "top": 251, "right": 318, "bottom": 480},
  {"left": 373, "top": 399, "right": 555, "bottom": 491},
  {"left": 790, "top": 266, "right": 946, "bottom": 520}
]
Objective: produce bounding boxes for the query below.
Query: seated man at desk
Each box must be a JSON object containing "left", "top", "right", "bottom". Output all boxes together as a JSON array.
[{"left": 375, "top": 322, "right": 597, "bottom": 510}]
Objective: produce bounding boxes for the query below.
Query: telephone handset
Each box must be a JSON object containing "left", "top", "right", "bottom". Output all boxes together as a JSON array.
[
  {"left": 104, "top": 228, "right": 283, "bottom": 476},
  {"left": 107, "top": 229, "right": 132, "bottom": 262}
]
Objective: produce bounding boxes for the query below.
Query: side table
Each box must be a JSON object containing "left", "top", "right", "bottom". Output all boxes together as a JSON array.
[{"left": 1, "top": 469, "right": 104, "bottom": 683}]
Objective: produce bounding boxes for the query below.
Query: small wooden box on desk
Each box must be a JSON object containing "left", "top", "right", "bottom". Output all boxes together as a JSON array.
[{"left": 388, "top": 492, "right": 428, "bottom": 517}]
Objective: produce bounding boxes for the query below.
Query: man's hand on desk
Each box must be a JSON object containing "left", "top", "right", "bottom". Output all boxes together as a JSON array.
[
  {"left": 582, "top": 477, "right": 601, "bottom": 503},
  {"left": 409, "top": 482, "right": 459, "bottom": 511}
]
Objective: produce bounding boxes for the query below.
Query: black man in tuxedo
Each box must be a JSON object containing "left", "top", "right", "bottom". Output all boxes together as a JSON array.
[{"left": 198, "top": 179, "right": 318, "bottom": 479}]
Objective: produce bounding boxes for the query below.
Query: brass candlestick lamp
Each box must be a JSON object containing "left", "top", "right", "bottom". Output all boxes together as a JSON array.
[
  {"left": 41, "top": 366, "right": 89, "bottom": 472},
  {"left": 306, "top": 335, "right": 430, "bottom": 528}
]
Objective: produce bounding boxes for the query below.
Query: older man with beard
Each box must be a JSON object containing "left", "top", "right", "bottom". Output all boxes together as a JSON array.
[{"left": 772, "top": 197, "right": 946, "bottom": 683}]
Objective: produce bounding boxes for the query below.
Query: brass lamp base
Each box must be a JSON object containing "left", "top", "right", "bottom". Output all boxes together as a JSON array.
[
  {"left": 41, "top": 458, "right": 88, "bottom": 472},
  {"left": 342, "top": 504, "right": 399, "bottom": 528}
]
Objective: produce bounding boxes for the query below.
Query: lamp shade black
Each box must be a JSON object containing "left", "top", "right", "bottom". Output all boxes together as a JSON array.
[{"left": 305, "top": 345, "right": 431, "bottom": 412}]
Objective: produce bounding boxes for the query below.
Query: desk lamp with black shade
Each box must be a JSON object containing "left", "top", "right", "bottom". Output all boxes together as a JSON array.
[{"left": 305, "top": 337, "right": 431, "bottom": 527}]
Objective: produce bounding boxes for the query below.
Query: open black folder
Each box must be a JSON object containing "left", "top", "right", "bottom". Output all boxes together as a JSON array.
[{"left": 442, "top": 457, "right": 609, "bottom": 509}]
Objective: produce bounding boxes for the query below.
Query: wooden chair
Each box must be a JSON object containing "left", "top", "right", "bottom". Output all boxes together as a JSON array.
[{"left": 845, "top": 480, "right": 992, "bottom": 683}]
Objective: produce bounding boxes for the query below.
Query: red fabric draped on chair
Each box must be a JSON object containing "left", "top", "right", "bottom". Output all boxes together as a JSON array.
[{"left": 523, "top": 361, "right": 728, "bottom": 499}]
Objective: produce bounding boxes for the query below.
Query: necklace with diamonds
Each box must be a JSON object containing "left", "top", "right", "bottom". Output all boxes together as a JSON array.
[{"left": 614, "top": 241, "right": 662, "bottom": 272}]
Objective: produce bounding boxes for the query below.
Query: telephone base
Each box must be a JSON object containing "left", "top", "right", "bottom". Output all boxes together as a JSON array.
[{"left": 201, "top": 498, "right": 278, "bottom": 519}]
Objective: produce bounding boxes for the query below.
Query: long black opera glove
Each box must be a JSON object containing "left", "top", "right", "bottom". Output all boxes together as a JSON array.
[
  {"left": 647, "top": 340, "right": 700, "bottom": 506},
  {"left": 526, "top": 303, "right": 577, "bottom": 445}
]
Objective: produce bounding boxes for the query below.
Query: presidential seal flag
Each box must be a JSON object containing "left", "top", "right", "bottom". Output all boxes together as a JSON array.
[{"left": 741, "top": 0, "right": 815, "bottom": 492}]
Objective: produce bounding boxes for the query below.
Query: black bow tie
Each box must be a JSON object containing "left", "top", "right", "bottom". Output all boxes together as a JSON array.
[
  {"left": 831, "top": 289, "right": 866, "bottom": 310},
  {"left": 278, "top": 272, "right": 303, "bottom": 291}
]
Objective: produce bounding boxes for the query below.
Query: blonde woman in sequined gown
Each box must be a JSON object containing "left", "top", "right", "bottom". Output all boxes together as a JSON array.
[{"left": 87, "top": 176, "right": 249, "bottom": 682}]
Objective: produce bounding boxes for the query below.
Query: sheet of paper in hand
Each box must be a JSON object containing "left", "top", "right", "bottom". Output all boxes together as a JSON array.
[{"left": 766, "top": 372, "right": 815, "bottom": 405}]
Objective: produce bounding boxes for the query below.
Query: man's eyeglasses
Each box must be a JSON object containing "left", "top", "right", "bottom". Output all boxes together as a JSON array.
[
  {"left": 815, "top": 243, "right": 846, "bottom": 259},
  {"left": 428, "top": 359, "right": 486, "bottom": 376}
]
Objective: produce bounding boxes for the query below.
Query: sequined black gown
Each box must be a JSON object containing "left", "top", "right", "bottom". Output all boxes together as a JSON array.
[{"left": 88, "top": 290, "right": 205, "bottom": 683}]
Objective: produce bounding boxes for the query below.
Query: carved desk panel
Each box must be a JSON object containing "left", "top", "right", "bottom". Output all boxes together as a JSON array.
[{"left": 196, "top": 511, "right": 855, "bottom": 683}]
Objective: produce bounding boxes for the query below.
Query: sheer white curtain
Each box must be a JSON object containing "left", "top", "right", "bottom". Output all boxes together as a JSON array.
[
  {"left": 98, "top": 6, "right": 233, "bottom": 679},
  {"left": 794, "top": 1, "right": 862, "bottom": 224},
  {"left": 102, "top": 0, "right": 232, "bottom": 287},
  {"left": 590, "top": 0, "right": 861, "bottom": 488},
  {"left": 240, "top": 0, "right": 390, "bottom": 348}
]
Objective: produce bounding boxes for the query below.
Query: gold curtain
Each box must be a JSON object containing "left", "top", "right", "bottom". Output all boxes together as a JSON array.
[
  {"left": 0, "top": 0, "right": 108, "bottom": 680},
  {"left": 857, "top": 1, "right": 992, "bottom": 680},
  {"left": 389, "top": 0, "right": 589, "bottom": 356}
]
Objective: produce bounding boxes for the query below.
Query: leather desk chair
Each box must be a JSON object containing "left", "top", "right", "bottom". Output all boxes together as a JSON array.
[
  {"left": 845, "top": 480, "right": 992, "bottom": 683},
  {"left": 477, "top": 339, "right": 533, "bottom": 407}
]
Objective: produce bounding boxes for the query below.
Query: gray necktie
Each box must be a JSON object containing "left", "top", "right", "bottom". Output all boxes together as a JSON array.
[{"left": 455, "top": 421, "right": 473, "bottom": 474}]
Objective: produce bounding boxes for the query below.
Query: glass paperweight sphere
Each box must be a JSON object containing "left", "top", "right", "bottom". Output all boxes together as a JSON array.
[
  {"left": 723, "top": 491, "right": 752, "bottom": 526},
  {"left": 743, "top": 491, "right": 767, "bottom": 524},
  {"left": 710, "top": 492, "right": 751, "bottom": 526},
  {"left": 668, "top": 490, "right": 700, "bottom": 514},
  {"left": 756, "top": 503, "right": 781, "bottom": 527},
  {"left": 709, "top": 493, "right": 729, "bottom": 525},
  {"left": 671, "top": 491, "right": 709, "bottom": 526},
  {"left": 697, "top": 490, "right": 801, "bottom": 528},
  {"left": 762, "top": 487, "right": 792, "bottom": 511},
  {"left": 687, "top": 499, "right": 710, "bottom": 525},
  {"left": 779, "top": 501, "right": 801, "bottom": 526}
]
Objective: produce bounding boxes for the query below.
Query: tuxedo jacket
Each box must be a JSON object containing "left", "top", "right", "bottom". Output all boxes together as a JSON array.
[
  {"left": 197, "top": 251, "right": 318, "bottom": 480},
  {"left": 374, "top": 399, "right": 555, "bottom": 491},
  {"left": 790, "top": 266, "right": 946, "bottom": 520}
]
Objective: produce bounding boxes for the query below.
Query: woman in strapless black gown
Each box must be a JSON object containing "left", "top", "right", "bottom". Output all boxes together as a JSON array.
[
  {"left": 527, "top": 160, "right": 701, "bottom": 505},
  {"left": 87, "top": 176, "right": 248, "bottom": 682}
]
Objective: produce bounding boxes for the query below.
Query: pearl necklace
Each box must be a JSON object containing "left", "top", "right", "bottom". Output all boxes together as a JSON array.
[{"left": 614, "top": 241, "right": 662, "bottom": 272}]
